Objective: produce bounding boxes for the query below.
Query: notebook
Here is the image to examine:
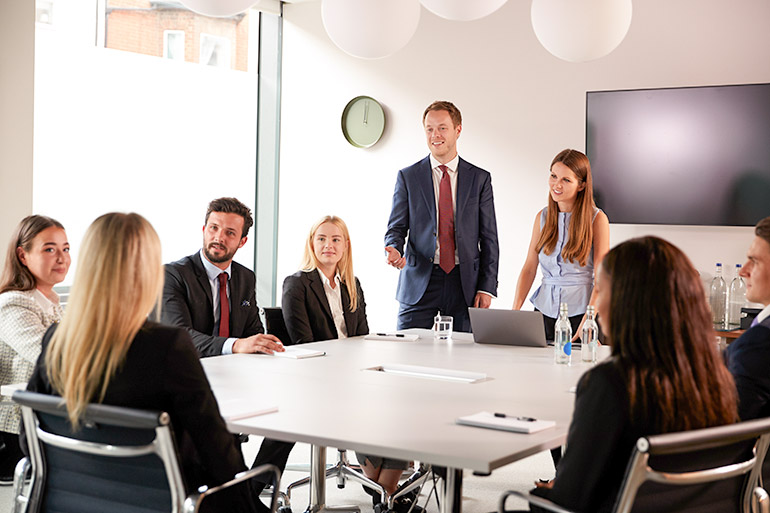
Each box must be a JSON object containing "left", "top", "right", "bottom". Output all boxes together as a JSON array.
[
  {"left": 468, "top": 308, "right": 547, "bottom": 347},
  {"left": 456, "top": 411, "right": 555, "bottom": 434},
  {"left": 273, "top": 346, "right": 326, "bottom": 359}
]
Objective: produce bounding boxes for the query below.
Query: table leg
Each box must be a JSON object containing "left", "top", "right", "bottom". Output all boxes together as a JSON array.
[
  {"left": 440, "top": 468, "right": 463, "bottom": 513},
  {"left": 305, "top": 444, "right": 360, "bottom": 513}
]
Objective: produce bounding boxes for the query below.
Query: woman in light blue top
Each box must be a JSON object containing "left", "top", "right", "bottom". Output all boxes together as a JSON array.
[{"left": 513, "top": 149, "right": 609, "bottom": 342}]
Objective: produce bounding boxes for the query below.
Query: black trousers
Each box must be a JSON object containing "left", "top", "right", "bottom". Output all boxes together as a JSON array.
[
  {"left": 250, "top": 438, "right": 294, "bottom": 494},
  {"left": 397, "top": 266, "right": 471, "bottom": 332}
]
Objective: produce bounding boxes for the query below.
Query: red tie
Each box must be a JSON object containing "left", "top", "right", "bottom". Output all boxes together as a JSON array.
[
  {"left": 217, "top": 273, "right": 230, "bottom": 337},
  {"left": 438, "top": 165, "right": 456, "bottom": 274}
]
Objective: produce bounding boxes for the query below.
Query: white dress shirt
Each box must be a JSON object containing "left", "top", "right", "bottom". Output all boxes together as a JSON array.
[
  {"left": 199, "top": 249, "right": 237, "bottom": 354},
  {"left": 429, "top": 154, "right": 459, "bottom": 265},
  {"left": 318, "top": 269, "right": 348, "bottom": 339}
]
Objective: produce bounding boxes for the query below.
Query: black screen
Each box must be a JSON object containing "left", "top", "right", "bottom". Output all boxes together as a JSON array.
[{"left": 586, "top": 83, "right": 770, "bottom": 226}]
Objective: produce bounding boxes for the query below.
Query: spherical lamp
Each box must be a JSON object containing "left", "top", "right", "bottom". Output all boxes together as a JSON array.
[
  {"left": 179, "top": 0, "right": 257, "bottom": 17},
  {"left": 531, "top": 0, "right": 632, "bottom": 62},
  {"left": 420, "top": 0, "right": 508, "bottom": 22},
  {"left": 322, "top": 0, "right": 421, "bottom": 59}
]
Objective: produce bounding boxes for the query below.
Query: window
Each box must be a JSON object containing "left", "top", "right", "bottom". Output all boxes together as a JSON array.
[
  {"left": 163, "top": 30, "right": 185, "bottom": 61},
  {"left": 200, "top": 33, "right": 231, "bottom": 68}
]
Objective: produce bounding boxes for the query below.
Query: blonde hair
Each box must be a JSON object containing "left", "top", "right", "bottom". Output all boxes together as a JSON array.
[
  {"left": 536, "top": 149, "right": 596, "bottom": 266},
  {"left": 46, "top": 213, "right": 164, "bottom": 428},
  {"left": 300, "top": 216, "right": 359, "bottom": 312}
]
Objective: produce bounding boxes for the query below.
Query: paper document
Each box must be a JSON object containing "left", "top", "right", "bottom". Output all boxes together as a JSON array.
[
  {"left": 273, "top": 346, "right": 326, "bottom": 359},
  {"left": 364, "top": 333, "right": 419, "bottom": 342},
  {"left": 456, "top": 411, "right": 555, "bottom": 434},
  {"left": 218, "top": 398, "right": 278, "bottom": 421}
]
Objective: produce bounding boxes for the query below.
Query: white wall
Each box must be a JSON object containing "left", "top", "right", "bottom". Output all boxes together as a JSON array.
[{"left": 277, "top": 0, "right": 770, "bottom": 331}]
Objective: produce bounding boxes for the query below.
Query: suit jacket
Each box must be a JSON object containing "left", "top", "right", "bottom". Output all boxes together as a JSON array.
[
  {"left": 281, "top": 270, "right": 368, "bottom": 344},
  {"left": 26, "top": 322, "right": 254, "bottom": 511},
  {"left": 725, "top": 316, "right": 770, "bottom": 421},
  {"left": 162, "top": 252, "right": 264, "bottom": 357},
  {"left": 384, "top": 156, "right": 499, "bottom": 306}
]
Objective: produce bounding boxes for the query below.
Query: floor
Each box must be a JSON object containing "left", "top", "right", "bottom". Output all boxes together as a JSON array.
[{"left": 0, "top": 438, "right": 553, "bottom": 513}]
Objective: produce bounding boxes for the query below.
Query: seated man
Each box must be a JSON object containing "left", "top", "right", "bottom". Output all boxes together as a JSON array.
[{"left": 725, "top": 216, "right": 770, "bottom": 420}]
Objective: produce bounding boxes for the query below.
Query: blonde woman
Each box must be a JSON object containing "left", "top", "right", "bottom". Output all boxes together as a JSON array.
[
  {"left": 0, "top": 215, "right": 70, "bottom": 484},
  {"left": 25, "top": 213, "right": 258, "bottom": 512},
  {"left": 281, "top": 215, "right": 368, "bottom": 344}
]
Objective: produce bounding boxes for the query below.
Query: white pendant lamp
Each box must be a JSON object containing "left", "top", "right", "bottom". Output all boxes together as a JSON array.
[
  {"left": 531, "top": 0, "right": 633, "bottom": 62},
  {"left": 179, "top": 0, "right": 257, "bottom": 17},
  {"left": 420, "top": 0, "right": 508, "bottom": 22},
  {"left": 322, "top": 0, "right": 421, "bottom": 59}
]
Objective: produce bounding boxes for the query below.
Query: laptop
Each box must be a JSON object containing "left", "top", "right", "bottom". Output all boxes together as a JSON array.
[{"left": 469, "top": 308, "right": 547, "bottom": 347}]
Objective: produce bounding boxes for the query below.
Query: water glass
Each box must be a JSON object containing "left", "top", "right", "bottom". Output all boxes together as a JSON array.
[{"left": 434, "top": 315, "right": 453, "bottom": 340}]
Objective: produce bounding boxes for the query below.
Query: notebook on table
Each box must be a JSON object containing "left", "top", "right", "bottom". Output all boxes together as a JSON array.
[{"left": 468, "top": 308, "right": 547, "bottom": 347}]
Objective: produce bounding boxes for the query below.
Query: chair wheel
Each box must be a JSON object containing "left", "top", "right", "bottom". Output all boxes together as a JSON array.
[{"left": 278, "top": 507, "right": 292, "bottom": 513}]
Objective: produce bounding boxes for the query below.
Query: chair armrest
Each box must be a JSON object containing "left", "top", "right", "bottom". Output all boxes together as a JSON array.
[
  {"left": 499, "top": 490, "right": 576, "bottom": 513},
  {"left": 755, "top": 487, "right": 770, "bottom": 513},
  {"left": 184, "top": 464, "right": 282, "bottom": 513},
  {"left": 13, "top": 457, "right": 31, "bottom": 513}
]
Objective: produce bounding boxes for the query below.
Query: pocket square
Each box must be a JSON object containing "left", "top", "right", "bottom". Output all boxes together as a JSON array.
[{"left": 241, "top": 300, "right": 251, "bottom": 307}]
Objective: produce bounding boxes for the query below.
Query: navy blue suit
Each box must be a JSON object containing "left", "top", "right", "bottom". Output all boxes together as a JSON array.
[
  {"left": 725, "top": 315, "right": 770, "bottom": 421},
  {"left": 385, "top": 156, "right": 499, "bottom": 331}
]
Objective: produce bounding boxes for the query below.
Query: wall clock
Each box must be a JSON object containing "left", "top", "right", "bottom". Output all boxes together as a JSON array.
[{"left": 341, "top": 96, "right": 385, "bottom": 148}]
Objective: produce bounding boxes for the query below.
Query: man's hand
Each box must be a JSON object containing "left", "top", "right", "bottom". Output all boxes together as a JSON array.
[
  {"left": 473, "top": 293, "right": 492, "bottom": 309},
  {"left": 232, "top": 334, "right": 285, "bottom": 354},
  {"left": 385, "top": 246, "right": 405, "bottom": 270}
]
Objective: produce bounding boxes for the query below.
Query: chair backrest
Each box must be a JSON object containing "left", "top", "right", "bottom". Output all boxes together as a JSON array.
[
  {"left": 14, "top": 390, "right": 186, "bottom": 513},
  {"left": 262, "top": 307, "right": 293, "bottom": 345},
  {"left": 614, "top": 416, "right": 770, "bottom": 513}
]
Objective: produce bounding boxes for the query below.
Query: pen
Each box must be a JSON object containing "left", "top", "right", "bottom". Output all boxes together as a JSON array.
[
  {"left": 494, "top": 412, "right": 537, "bottom": 422},
  {"left": 376, "top": 333, "right": 405, "bottom": 337}
]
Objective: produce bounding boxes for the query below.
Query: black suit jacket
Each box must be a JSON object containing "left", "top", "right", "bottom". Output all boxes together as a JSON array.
[
  {"left": 162, "top": 252, "right": 264, "bottom": 357},
  {"left": 725, "top": 316, "right": 770, "bottom": 420},
  {"left": 27, "top": 322, "right": 253, "bottom": 511},
  {"left": 281, "top": 270, "right": 368, "bottom": 344}
]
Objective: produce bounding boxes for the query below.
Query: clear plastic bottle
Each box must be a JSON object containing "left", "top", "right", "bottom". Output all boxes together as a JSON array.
[
  {"left": 554, "top": 303, "right": 572, "bottom": 365},
  {"left": 581, "top": 305, "right": 598, "bottom": 363},
  {"left": 709, "top": 263, "right": 726, "bottom": 328},
  {"left": 728, "top": 264, "right": 747, "bottom": 328}
]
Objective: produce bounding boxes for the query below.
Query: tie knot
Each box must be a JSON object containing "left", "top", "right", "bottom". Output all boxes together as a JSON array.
[
  {"left": 439, "top": 164, "right": 448, "bottom": 173},
  {"left": 218, "top": 272, "right": 227, "bottom": 285}
]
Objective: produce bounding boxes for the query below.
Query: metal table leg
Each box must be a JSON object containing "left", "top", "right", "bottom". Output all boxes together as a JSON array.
[
  {"left": 305, "top": 444, "right": 360, "bottom": 513},
  {"left": 440, "top": 467, "right": 463, "bottom": 513}
]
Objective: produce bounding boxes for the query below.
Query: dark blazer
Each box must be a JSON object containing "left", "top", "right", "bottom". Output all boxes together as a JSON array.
[
  {"left": 384, "top": 156, "right": 499, "bottom": 306},
  {"left": 725, "top": 315, "right": 770, "bottom": 420},
  {"left": 281, "top": 270, "right": 368, "bottom": 344},
  {"left": 162, "top": 252, "right": 264, "bottom": 357},
  {"left": 26, "top": 322, "right": 255, "bottom": 512}
]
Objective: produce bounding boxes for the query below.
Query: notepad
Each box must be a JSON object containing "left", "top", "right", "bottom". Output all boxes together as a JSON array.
[
  {"left": 363, "top": 333, "right": 420, "bottom": 342},
  {"left": 456, "top": 411, "right": 555, "bottom": 434},
  {"left": 273, "top": 346, "right": 326, "bottom": 359},
  {"left": 218, "top": 399, "right": 278, "bottom": 421}
]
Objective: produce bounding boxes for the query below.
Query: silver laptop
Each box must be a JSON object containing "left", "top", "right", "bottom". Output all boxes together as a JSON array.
[{"left": 469, "top": 308, "right": 547, "bottom": 347}]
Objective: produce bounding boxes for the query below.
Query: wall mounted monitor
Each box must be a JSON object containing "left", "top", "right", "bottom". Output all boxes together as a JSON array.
[{"left": 586, "top": 83, "right": 770, "bottom": 226}]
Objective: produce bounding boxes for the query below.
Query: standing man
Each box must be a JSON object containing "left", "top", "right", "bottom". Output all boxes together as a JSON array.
[
  {"left": 385, "top": 101, "right": 499, "bottom": 332},
  {"left": 725, "top": 216, "right": 770, "bottom": 420},
  {"left": 162, "top": 197, "right": 291, "bottom": 512}
]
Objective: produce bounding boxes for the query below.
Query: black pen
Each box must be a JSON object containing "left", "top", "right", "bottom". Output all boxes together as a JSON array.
[
  {"left": 376, "top": 333, "right": 405, "bottom": 337},
  {"left": 494, "top": 412, "right": 537, "bottom": 422}
]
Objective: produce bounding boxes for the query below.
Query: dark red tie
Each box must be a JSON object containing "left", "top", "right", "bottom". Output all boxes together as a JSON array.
[
  {"left": 438, "top": 165, "right": 456, "bottom": 274},
  {"left": 217, "top": 273, "right": 230, "bottom": 337}
]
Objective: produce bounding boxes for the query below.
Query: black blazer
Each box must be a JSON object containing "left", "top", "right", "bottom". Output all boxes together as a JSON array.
[
  {"left": 26, "top": 322, "right": 254, "bottom": 511},
  {"left": 725, "top": 316, "right": 770, "bottom": 420},
  {"left": 162, "top": 252, "right": 264, "bottom": 357},
  {"left": 281, "top": 270, "right": 368, "bottom": 344}
]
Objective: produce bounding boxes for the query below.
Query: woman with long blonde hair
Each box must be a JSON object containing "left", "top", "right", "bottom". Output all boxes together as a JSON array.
[{"left": 26, "top": 213, "right": 258, "bottom": 512}]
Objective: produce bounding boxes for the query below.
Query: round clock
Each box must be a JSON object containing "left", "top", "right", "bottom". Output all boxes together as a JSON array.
[{"left": 341, "top": 96, "right": 386, "bottom": 148}]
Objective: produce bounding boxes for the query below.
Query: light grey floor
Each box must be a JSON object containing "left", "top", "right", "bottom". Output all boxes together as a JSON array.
[{"left": 0, "top": 438, "right": 552, "bottom": 512}]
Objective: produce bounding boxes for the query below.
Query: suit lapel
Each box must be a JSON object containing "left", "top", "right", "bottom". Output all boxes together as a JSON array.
[
  {"left": 419, "top": 157, "right": 437, "bottom": 226},
  {"left": 307, "top": 271, "right": 334, "bottom": 321},
  {"left": 192, "top": 253, "right": 214, "bottom": 311},
  {"left": 455, "top": 157, "right": 473, "bottom": 218},
  {"left": 341, "top": 284, "right": 356, "bottom": 335}
]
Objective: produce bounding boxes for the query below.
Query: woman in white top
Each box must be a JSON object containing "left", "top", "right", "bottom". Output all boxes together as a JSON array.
[{"left": 0, "top": 215, "right": 70, "bottom": 482}]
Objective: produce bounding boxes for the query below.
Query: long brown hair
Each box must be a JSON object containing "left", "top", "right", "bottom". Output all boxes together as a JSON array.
[
  {"left": 300, "top": 215, "right": 360, "bottom": 312},
  {"left": 602, "top": 236, "right": 737, "bottom": 432},
  {"left": 535, "top": 149, "right": 596, "bottom": 266},
  {"left": 1, "top": 215, "right": 65, "bottom": 294},
  {"left": 46, "top": 213, "right": 164, "bottom": 428}
]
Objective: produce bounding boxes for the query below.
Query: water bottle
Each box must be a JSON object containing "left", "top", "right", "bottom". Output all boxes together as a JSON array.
[
  {"left": 709, "top": 263, "right": 726, "bottom": 328},
  {"left": 554, "top": 303, "right": 572, "bottom": 365},
  {"left": 728, "top": 265, "right": 747, "bottom": 327},
  {"left": 581, "top": 305, "right": 598, "bottom": 363}
]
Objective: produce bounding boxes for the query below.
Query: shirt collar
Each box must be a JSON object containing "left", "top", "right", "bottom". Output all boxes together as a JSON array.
[
  {"left": 430, "top": 154, "right": 459, "bottom": 173},
  {"left": 757, "top": 304, "right": 770, "bottom": 325},
  {"left": 317, "top": 268, "right": 341, "bottom": 288},
  {"left": 199, "top": 249, "right": 231, "bottom": 281}
]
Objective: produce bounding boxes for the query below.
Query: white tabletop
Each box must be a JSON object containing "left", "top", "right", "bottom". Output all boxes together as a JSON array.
[{"left": 202, "top": 330, "right": 604, "bottom": 474}]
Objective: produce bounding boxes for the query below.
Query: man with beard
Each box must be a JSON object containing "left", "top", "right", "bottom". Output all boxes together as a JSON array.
[{"left": 162, "top": 196, "right": 291, "bottom": 513}]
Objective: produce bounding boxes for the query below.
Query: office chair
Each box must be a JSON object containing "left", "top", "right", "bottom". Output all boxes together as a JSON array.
[
  {"left": 11, "top": 390, "right": 281, "bottom": 513},
  {"left": 499, "top": 416, "right": 770, "bottom": 513},
  {"left": 262, "top": 307, "right": 293, "bottom": 346}
]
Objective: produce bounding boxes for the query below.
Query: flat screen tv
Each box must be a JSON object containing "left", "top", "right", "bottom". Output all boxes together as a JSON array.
[{"left": 586, "top": 83, "right": 770, "bottom": 226}]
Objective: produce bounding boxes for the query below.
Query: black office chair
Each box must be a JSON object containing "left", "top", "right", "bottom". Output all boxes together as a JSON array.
[
  {"left": 262, "top": 307, "right": 293, "bottom": 346},
  {"left": 499, "top": 416, "right": 770, "bottom": 513},
  {"left": 11, "top": 390, "right": 281, "bottom": 513}
]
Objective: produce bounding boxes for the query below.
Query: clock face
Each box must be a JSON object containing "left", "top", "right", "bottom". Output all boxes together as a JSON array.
[{"left": 341, "top": 96, "right": 386, "bottom": 148}]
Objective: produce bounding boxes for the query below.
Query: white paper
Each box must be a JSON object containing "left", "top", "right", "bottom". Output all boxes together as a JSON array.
[
  {"left": 218, "top": 398, "right": 278, "bottom": 421},
  {"left": 456, "top": 411, "right": 555, "bottom": 434},
  {"left": 273, "top": 346, "right": 326, "bottom": 359},
  {"left": 364, "top": 333, "right": 420, "bottom": 342}
]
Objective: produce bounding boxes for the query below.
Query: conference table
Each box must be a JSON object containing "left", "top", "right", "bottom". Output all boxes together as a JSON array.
[{"left": 202, "top": 330, "right": 604, "bottom": 513}]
